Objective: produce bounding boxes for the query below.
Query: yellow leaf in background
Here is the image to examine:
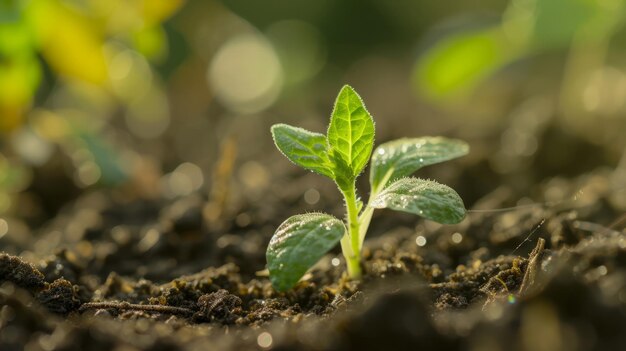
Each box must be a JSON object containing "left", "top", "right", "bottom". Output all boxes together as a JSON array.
[
  {"left": 141, "top": 0, "right": 184, "bottom": 25},
  {"left": 0, "top": 58, "right": 40, "bottom": 105},
  {"left": 0, "top": 17, "right": 39, "bottom": 132},
  {"left": 0, "top": 57, "right": 41, "bottom": 132},
  {"left": 26, "top": 0, "right": 108, "bottom": 86}
]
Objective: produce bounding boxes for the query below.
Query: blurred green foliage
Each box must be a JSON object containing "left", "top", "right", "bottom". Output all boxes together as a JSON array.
[
  {"left": 415, "top": 27, "right": 511, "bottom": 100},
  {"left": 0, "top": 0, "right": 183, "bottom": 215},
  {"left": 0, "top": 0, "right": 182, "bottom": 131},
  {"left": 414, "top": 0, "right": 626, "bottom": 100},
  {"left": 0, "top": 0, "right": 625, "bottom": 218}
]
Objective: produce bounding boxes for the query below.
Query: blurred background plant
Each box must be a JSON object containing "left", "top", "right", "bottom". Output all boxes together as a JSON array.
[
  {"left": 0, "top": 0, "right": 625, "bottom": 228},
  {"left": 0, "top": 0, "right": 184, "bottom": 219}
]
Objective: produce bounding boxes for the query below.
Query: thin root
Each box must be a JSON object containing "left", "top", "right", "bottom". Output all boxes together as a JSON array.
[{"left": 79, "top": 301, "right": 194, "bottom": 316}]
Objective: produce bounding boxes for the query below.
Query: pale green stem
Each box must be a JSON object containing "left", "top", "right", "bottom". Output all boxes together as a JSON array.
[
  {"left": 341, "top": 185, "right": 362, "bottom": 278},
  {"left": 358, "top": 205, "right": 375, "bottom": 247},
  {"left": 341, "top": 170, "right": 393, "bottom": 279},
  {"left": 357, "top": 169, "right": 393, "bottom": 246}
]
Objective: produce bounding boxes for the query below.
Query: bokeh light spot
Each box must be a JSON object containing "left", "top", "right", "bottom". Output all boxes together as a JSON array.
[
  {"left": 257, "top": 332, "right": 273, "bottom": 349},
  {"left": 304, "top": 188, "right": 320, "bottom": 205},
  {"left": 0, "top": 218, "right": 8, "bottom": 238},
  {"left": 161, "top": 162, "right": 204, "bottom": 198},
  {"left": 106, "top": 46, "right": 153, "bottom": 102},
  {"left": 451, "top": 232, "right": 463, "bottom": 244},
  {"left": 208, "top": 33, "right": 283, "bottom": 113},
  {"left": 125, "top": 84, "right": 170, "bottom": 139},
  {"left": 415, "top": 235, "right": 427, "bottom": 247}
]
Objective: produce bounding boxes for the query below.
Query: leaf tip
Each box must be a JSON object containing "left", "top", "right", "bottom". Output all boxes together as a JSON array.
[
  {"left": 270, "top": 123, "right": 286, "bottom": 134},
  {"left": 461, "top": 141, "right": 470, "bottom": 155},
  {"left": 339, "top": 84, "right": 355, "bottom": 94},
  {"left": 270, "top": 123, "right": 284, "bottom": 147}
]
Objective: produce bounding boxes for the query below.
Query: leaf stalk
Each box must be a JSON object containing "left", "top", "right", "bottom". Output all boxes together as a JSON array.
[{"left": 342, "top": 184, "right": 362, "bottom": 278}]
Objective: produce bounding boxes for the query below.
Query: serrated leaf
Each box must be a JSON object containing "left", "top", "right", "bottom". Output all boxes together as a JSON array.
[
  {"left": 370, "top": 137, "right": 468, "bottom": 192},
  {"left": 327, "top": 85, "right": 374, "bottom": 179},
  {"left": 271, "top": 124, "right": 334, "bottom": 179},
  {"left": 370, "top": 177, "right": 466, "bottom": 224},
  {"left": 267, "top": 213, "right": 345, "bottom": 291}
]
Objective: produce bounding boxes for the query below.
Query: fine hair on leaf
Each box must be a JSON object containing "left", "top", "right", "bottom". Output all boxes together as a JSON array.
[{"left": 267, "top": 85, "right": 468, "bottom": 291}]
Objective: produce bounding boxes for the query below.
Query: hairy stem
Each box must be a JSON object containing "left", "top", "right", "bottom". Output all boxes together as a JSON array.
[
  {"left": 358, "top": 205, "right": 375, "bottom": 247},
  {"left": 342, "top": 185, "right": 362, "bottom": 278},
  {"left": 357, "top": 169, "right": 390, "bottom": 246}
]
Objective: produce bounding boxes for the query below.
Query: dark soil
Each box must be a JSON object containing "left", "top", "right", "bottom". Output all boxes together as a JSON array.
[{"left": 1, "top": 160, "right": 626, "bottom": 350}]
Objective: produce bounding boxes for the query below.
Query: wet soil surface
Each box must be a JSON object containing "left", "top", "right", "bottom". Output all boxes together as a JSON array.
[{"left": 1, "top": 167, "right": 626, "bottom": 351}]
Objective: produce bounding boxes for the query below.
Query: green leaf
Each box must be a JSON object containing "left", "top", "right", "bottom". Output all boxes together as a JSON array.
[
  {"left": 267, "top": 213, "right": 346, "bottom": 291},
  {"left": 327, "top": 85, "right": 375, "bottom": 179},
  {"left": 413, "top": 27, "right": 509, "bottom": 100},
  {"left": 329, "top": 148, "right": 354, "bottom": 191},
  {"left": 370, "top": 177, "right": 466, "bottom": 224},
  {"left": 271, "top": 124, "right": 334, "bottom": 179},
  {"left": 370, "top": 137, "right": 468, "bottom": 193}
]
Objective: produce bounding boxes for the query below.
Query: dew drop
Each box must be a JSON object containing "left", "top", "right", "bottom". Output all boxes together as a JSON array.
[
  {"left": 451, "top": 232, "right": 463, "bottom": 244},
  {"left": 415, "top": 236, "right": 427, "bottom": 247}
]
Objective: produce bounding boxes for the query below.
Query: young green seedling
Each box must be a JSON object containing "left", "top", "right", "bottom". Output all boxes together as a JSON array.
[{"left": 267, "top": 85, "right": 468, "bottom": 291}]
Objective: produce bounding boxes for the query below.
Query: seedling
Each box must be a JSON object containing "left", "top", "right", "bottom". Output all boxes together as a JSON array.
[{"left": 267, "top": 85, "right": 469, "bottom": 291}]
